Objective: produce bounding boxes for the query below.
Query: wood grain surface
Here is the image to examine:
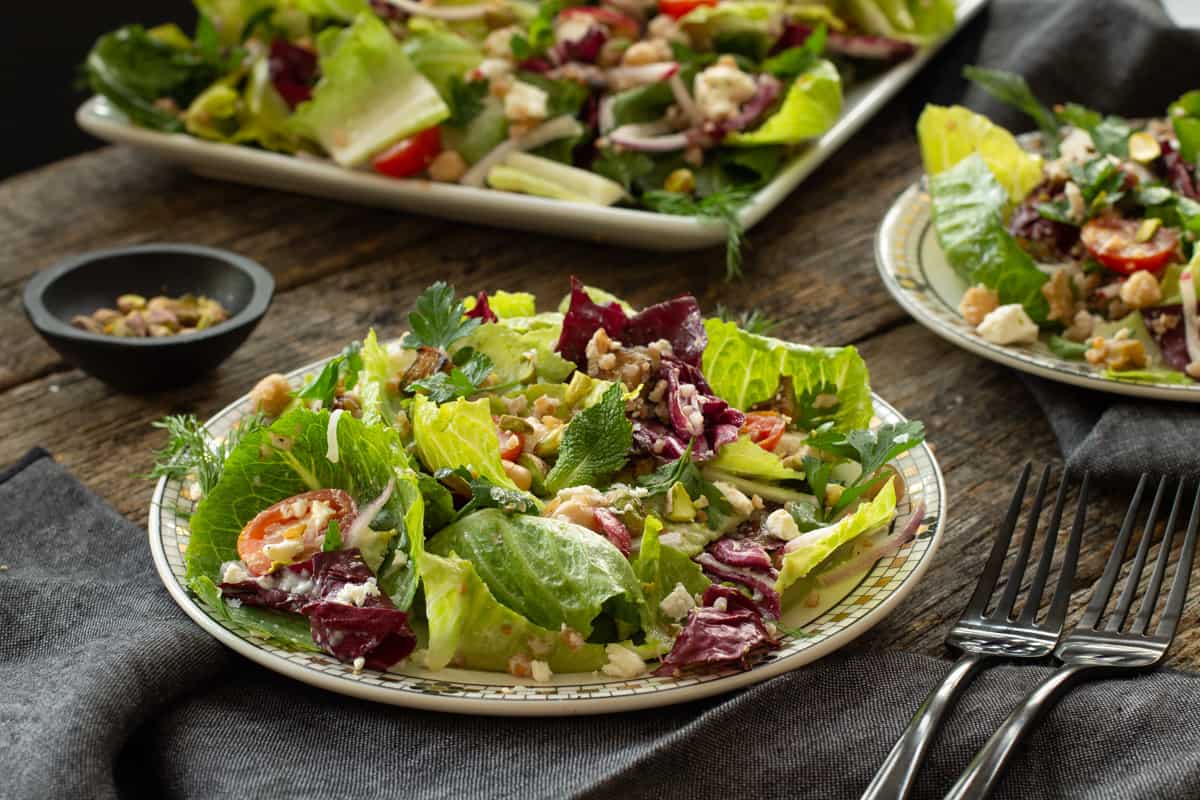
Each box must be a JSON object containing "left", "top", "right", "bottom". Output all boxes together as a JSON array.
[{"left": 3, "top": 90, "right": 1196, "bottom": 669}]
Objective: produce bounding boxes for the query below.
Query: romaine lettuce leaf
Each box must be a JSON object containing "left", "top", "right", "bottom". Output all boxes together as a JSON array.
[
  {"left": 928, "top": 154, "right": 1050, "bottom": 323},
  {"left": 453, "top": 320, "right": 573, "bottom": 386},
  {"left": 702, "top": 318, "right": 874, "bottom": 432},
  {"left": 193, "top": 575, "right": 322, "bottom": 652},
  {"left": 707, "top": 435, "right": 805, "bottom": 481},
  {"left": 194, "top": 0, "right": 275, "bottom": 44},
  {"left": 402, "top": 25, "right": 483, "bottom": 98},
  {"left": 725, "top": 60, "right": 842, "bottom": 147},
  {"left": 412, "top": 396, "right": 518, "bottom": 489},
  {"left": 917, "top": 104, "right": 1044, "bottom": 204},
  {"left": 843, "top": 0, "right": 955, "bottom": 43},
  {"left": 427, "top": 509, "right": 646, "bottom": 639},
  {"left": 294, "top": 0, "right": 369, "bottom": 23},
  {"left": 631, "top": 516, "right": 710, "bottom": 654},
  {"left": 420, "top": 551, "right": 609, "bottom": 672},
  {"left": 291, "top": 12, "right": 449, "bottom": 166},
  {"left": 465, "top": 291, "right": 537, "bottom": 319},
  {"left": 186, "top": 408, "right": 423, "bottom": 607},
  {"left": 357, "top": 329, "right": 411, "bottom": 429},
  {"left": 775, "top": 478, "right": 897, "bottom": 591}
]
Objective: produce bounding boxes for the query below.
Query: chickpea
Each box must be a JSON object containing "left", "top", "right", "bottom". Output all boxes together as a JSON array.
[
  {"left": 250, "top": 373, "right": 293, "bottom": 417},
  {"left": 428, "top": 150, "right": 468, "bottom": 182},
  {"left": 502, "top": 459, "right": 533, "bottom": 492}
]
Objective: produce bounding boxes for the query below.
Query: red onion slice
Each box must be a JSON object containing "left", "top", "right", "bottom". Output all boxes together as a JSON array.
[
  {"left": 379, "top": 0, "right": 494, "bottom": 20},
  {"left": 461, "top": 115, "right": 584, "bottom": 188},
  {"left": 1180, "top": 269, "right": 1200, "bottom": 364},
  {"left": 817, "top": 502, "right": 925, "bottom": 588},
  {"left": 344, "top": 478, "right": 395, "bottom": 550},
  {"left": 608, "top": 121, "right": 688, "bottom": 152},
  {"left": 668, "top": 72, "right": 702, "bottom": 128}
]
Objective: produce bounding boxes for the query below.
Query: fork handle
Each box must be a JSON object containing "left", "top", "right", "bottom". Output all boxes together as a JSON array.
[
  {"left": 943, "top": 664, "right": 1091, "bottom": 800},
  {"left": 860, "top": 653, "right": 991, "bottom": 800}
]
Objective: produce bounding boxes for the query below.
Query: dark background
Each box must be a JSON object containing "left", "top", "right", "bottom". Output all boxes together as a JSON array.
[{"left": 1, "top": 2, "right": 194, "bottom": 179}]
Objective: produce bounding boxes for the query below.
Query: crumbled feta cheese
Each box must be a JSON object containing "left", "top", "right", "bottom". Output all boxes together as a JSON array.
[
  {"left": 220, "top": 561, "right": 253, "bottom": 585},
  {"left": 504, "top": 80, "right": 549, "bottom": 123},
  {"left": 352, "top": 656, "right": 366, "bottom": 674},
  {"left": 659, "top": 582, "right": 697, "bottom": 621},
  {"left": 765, "top": 508, "right": 801, "bottom": 541},
  {"left": 601, "top": 643, "right": 646, "bottom": 678},
  {"left": 530, "top": 659, "right": 554, "bottom": 683},
  {"left": 554, "top": 15, "right": 592, "bottom": 44},
  {"left": 976, "top": 304, "right": 1039, "bottom": 346},
  {"left": 307, "top": 500, "right": 334, "bottom": 537},
  {"left": 483, "top": 26, "right": 519, "bottom": 59},
  {"left": 712, "top": 481, "right": 754, "bottom": 516},
  {"left": 328, "top": 577, "right": 381, "bottom": 607},
  {"left": 1064, "top": 181, "right": 1085, "bottom": 223},
  {"left": 694, "top": 57, "right": 758, "bottom": 121},
  {"left": 474, "top": 57, "right": 512, "bottom": 81},
  {"left": 261, "top": 538, "right": 305, "bottom": 564},
  {"left": 274, "top": 569, "right": 313, "bottom": 596},
  {"left": 1059, "top": 127, "right": 1096, "bottom": 164}
]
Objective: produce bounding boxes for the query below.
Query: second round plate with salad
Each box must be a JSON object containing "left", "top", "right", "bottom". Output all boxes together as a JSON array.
[
  {"left": 149, "top": 279, "right": 943, "bottom": 715},
  {"left": 878, "top": 67, "right": 1200, "bottom": 402}
]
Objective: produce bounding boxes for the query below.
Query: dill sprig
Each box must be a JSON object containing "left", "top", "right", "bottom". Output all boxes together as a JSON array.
[
  {"left": 148, "top": 413, "right": 266, "bottom": 496},
  {"left": 642, "top": 187, "right": 754, "bottom": 280},
  {"left": 715, "top": 304, "right": 780, "bottom": 335}
]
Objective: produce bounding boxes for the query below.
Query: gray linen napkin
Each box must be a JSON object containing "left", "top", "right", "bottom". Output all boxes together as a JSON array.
[
  {"left": 6, "top": 452, "right": 1200, "bottom": 800},
  {"left": 914, "top": 0, "right": 1200, "bottom": 484}
]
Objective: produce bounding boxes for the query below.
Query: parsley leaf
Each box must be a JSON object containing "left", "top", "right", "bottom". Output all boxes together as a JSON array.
[
  {"left": 637, "top": 441, "right": 734, "bottom": 531},
  {"left": 405, "top": 282, "right": 481, "bottom": 351},
  {"left": 761, "top": 23, "right": 825, "bottom": 79},
  {"left": 803, "top": 421, "right": 925, "bottom": 513},
  {"left": 436, "top": 466, "right": 540, "bottom": 517},
  {"left": 409, "top": 348, "right": 495, "bottom": 403},
  {"left": 322, "top": 518, "right": 342, "bottom": 552},
  {"left": 785, "top": 500, "right": 824, "bottom": 533},
  {"left": 545, "top": 383, "right": 633, "bottom": 493},
  {"left": 296, "top": 341, "right": 364, "bottom": 408},
  {"left": 642, "top": 187, "right": 753, "bottom": 280},
  {"left": 445, "top": 76, "right": 488, "bottom": 128},
  {"left": 801, "top": 455, "right": 831, "bottom": 506}
]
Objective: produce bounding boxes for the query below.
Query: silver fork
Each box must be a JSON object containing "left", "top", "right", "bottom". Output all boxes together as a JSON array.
[
  {"left": 861, "top": 465, "right": 1090, "bottom": 800},
  {"left": 945, "top": 475, "right": 1200, "bottom": 800}
]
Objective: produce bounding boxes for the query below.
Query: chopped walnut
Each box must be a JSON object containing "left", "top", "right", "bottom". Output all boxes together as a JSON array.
[
  {"left": 959, "top": 285, "right": 1000, "bottom": 326},
  {"left": 1085, "top": 335, "right": 1148, "bottom": 371},
  {"left": 1063, "top": 310, "right": 1097, "bottom": 342},
  {"left": 1041, "top": 268, "right": 1078, "bottom": 323},
  {"left": 1119, "top": 270, "right": 1163, "bottom": 309},
  {"left": 585, "top": 328, "right": 655, "bottom": 391}
]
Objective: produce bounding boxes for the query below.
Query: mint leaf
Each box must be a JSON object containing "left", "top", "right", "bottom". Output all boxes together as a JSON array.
[
  {"left": 405, "top": 282, "right": 481, "bottom": 351},
  {"left": 636, "top": 440, "right": 733, "bottom": 531},
  {"left": 544, "top": 383, "right": 633, "bottom": 493},
  {"left": 322, "top": 518, "right": 342, "bottom": 552},
  {"left": 436, "top": 466, "right": 540, "bottom": 517}
]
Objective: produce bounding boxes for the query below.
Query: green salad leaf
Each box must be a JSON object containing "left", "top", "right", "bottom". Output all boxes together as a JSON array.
[
  {"left": 927, "top": 153, "right": 1050, "bottom": 323},
  {"left": 961, "top": 66, "right": 1059, "bottom": 150},
  {"left": 702, "top": 318, "right": 874, "bottom": 432},
  {"left": 402, "top": 26, "right": 483, "bottom": 99},
  {"left": 1055, "top": 103, "right": 1131, "bottom": 158},
  {"left": 707, "top": 435, "right": 805, "bottom": 482},
  {"left": 420, "top": 551, "right": 609, "bottom": 672},
  {"left": 436, "top": 466, "right": 541, "bottom": 517},
  {"left": 638, "top": 441, "right": 735, "bottom": 532},
  {"left": 404, "top": 281, "right": 481, "bottom": 352},
  {"left": 291, "top": 11, "right": 449, "bottom": 166},
  {"left": 409, "top": 348, "right": 495, "bottom": 403},
  {"left": 296, "top": 341, "right": 363, "bottom": 408},
  {"left": 762, "top": 23, "right": 825, "bottom": 80},
  {"left": 412, "top": 396, "right": 518, "bottom": 490},
  {"left": 804, "top": 420, "right": 924, "bottom": 513},
  {"left": 193, "top": 575, "right": 320, "bottom": 652},
  {"left": 725, "top": 59, "right": 842, "bottom": 146},
  {"left": 776, "top": 478, "right": 897, "bottom": 592},
  {"left": 632, "top": 515, "right": 711, "bottom": 654},
  {"left": 1171, "top": 90, "right": 1200, "bottom": 165},
  {"left": 427, "top": 509, "right": 646, "bottom": 639},
  {"left": 186, "top": 408, "right": 421, "bottom": 607},
  {"left": 544, "top": 383, "right": 633, "bottom": 493}
]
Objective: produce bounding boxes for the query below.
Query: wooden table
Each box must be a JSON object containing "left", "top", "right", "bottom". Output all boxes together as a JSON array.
[{"left": 3, "top": 93, "right": 1196, "bottom": 668}]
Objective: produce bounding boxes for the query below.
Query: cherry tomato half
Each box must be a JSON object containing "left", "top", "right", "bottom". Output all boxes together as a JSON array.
[
  {"left": 741, "top": 411, "right": 787, "bottom": 452},
  {"left": 372, "top": 127, "right": 442, "bottom": 179},
  {"left": 657, "top": 0, "right": 718, "bottom": 20},
  {"left": 1080, "top": 215, "right": 1179, "bottom": 275},
  {"left": 557, "top": 6, "right": 641, "bottom": 39},
  {"left": 498, "top": 429, "right": 525, "bottom": 462},
  {"left": 236, "top": 489, "right": 357, "bottom": 576}
]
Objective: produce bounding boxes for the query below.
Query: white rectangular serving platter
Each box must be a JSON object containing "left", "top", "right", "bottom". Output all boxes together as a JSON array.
[{"left": 77, "top": 0, "right": 986, "bottom": 251}]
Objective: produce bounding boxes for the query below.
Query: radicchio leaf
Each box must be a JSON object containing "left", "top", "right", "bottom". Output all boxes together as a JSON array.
[
  {"left": 465, "top": 292, "right": 499, "bottom": 323},
  {"left": 593, "top": 507, "right": 632, "bottom": 556},
  {"left": 708, "top": 537, "right": 773, "bottom": 570},
  {"left": 1144, "top": 305, "right": 1191, "bottom": 371},
  {"left": 554, "top": 25, "right": 608, "bottom": 64},
  {"left": 654, "top": 602, "right": 778, "bottom": 676},
  {"left": 1009, "top": 190, "right": 1080, "bottom": 261},
  {"left": 268, "top": 40, "right": 318, "bottom": 109},
  {"left": 634, "top": 356, "right": 744, "bottom": 461},
  {"left": 304, "top": 602, "right": 416, "bottom": 671},
  {"left": 556, "top": 277, "right": 629, "bottom": 365},
  {"left": 1162, "top": 138, "right": 1199, "bottom": 200},
  {"left": 694, "top": 552, "right": 781, "bottom": 619}
]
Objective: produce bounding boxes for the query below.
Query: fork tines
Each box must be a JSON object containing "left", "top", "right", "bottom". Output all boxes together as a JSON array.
[{"left": 1077, "top": 474, "right": 1200, "bottom": 639}]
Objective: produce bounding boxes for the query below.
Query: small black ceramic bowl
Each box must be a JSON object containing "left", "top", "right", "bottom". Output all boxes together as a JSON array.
[{"left": 23, "top": 244, "right": 274, "bottom": 393}]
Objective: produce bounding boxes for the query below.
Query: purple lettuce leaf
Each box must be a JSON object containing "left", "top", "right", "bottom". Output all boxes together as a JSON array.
[
  {"left": 694, "top": 552, "right": 781, "bottom": 619},
  {"left": 636, "top": 356, "right": 743, "bottom": 461},
  {"left": 708, "top": 537, "right": 773, "bottom": 570},
  {"left": 623, "top": 295, "right": 707, "bottom": 367},
  {"left": 554, "top": 25, "right": 608, "bottom": 64},
  {"left": 1008, "top": 191, "right": 1080, "bottom": 261},
  {"left": 268, "top": 40, "right": 318, "bottom": 109},
  {"left": 1162, "top": 139, "right": 1199, "bottom": 200},
  {"left": 654, "top": 603, "right": 778, "bottom": 676},
  {"left": 465, "top": 291, "right": 498, "bottom": 323},
  {"left": 1143, "top": 305, "right": 1191, "bottom": 371},
  {"left": 556, "top": 276, "right": 630, "bottom": 365}
]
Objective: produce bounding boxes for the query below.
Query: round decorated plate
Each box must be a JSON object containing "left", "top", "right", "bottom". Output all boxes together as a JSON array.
[
  {"left": 877, "top": 183, "right": 1200, "bottom": 402},
  {"left": 149, "top": 352, "right": 946, "bottom": 716}
]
